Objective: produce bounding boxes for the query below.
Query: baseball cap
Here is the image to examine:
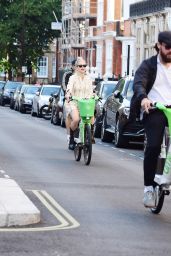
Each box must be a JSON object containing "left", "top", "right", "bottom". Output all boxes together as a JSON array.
[{"left": 158, "top": 31, "right": 171, "bottom": 47}]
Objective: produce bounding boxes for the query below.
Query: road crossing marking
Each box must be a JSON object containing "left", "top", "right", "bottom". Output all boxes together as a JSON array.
[{"left": 0, "top": 190, "right": 80, "bottom": 232}]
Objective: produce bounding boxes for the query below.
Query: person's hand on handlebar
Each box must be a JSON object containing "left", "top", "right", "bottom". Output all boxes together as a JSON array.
[{"left": 141, "top": 98, "right": 153, "bottom": 113}]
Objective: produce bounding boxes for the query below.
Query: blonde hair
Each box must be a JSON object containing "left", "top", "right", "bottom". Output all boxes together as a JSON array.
[{"left": 75, "top": 57, "right": 86, "bottom": 66}]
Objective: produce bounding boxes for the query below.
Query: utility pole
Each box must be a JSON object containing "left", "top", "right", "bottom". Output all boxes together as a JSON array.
[{"left": 51, "top": 11, "right": 62, "bottom": 83}]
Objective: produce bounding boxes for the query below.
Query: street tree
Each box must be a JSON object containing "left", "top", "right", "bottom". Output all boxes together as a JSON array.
[{"left": 0, "top": 0, "right": 61, "bottom": 80}]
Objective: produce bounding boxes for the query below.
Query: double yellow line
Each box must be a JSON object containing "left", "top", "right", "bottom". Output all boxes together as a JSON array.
[{"left": 0, "top": 190, "right": 80, "bottom": 232}]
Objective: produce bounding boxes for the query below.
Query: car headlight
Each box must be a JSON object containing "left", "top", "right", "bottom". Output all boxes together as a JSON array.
[
  {"left": 4, "top": 91, "right": 10, "bottom": 96},
  {"left": 24, "top": 98, "right": 32, "bottom": 104},
  {"left": 123, "top": 107, "right": 130, "bottom": 117}
]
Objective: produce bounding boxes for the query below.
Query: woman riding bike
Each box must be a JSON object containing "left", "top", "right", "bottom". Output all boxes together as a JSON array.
[{"left": 65, "top": 57, "right": 95, "bottom": 150}]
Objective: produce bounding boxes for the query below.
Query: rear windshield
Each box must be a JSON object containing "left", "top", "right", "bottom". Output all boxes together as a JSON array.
[
  {"left": 25, "top": 86, "right": 40, "bottom": 94},
  {"left": 101, "top": 84, "right": 116, "bottom": 98},
  {"left": 0, "top": 82, "right": 5, "bottom": 89},
  {"left": 126, "top": 81, "right": 134, "bottom": 100},
  {"left": 41, "top": 87, "right": 60, "bottom": 96},
  {"left": 5, "top": 82, "right": 23, "bottom": 90}
]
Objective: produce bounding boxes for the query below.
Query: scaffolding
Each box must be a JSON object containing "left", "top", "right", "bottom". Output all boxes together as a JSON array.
[{"left": 61, "top": 0, "right": 97, "bottom": 67}]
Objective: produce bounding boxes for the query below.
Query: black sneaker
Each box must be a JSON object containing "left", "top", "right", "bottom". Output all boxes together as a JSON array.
[
  {"left": 68, "top": 143, "right": 75, "bottom": 150},
  {"left": 68, "top": 131, "right": 75, "bottom": 150}
]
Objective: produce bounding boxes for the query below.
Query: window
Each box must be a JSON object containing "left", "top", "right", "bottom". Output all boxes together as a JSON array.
[
  {"left": 105, "top": 40, "right": 113, "bottom": 76},
  {"left": 97, "top": 0, "right": 104, "bottom": 26},
  {"left": 107, "top": 0, "right": 114, "bottom": 22},
  {"left": 52, "top": 56, "right": 56, "bottom": 78},
  {"left": 37, "top": 57, "right": 48, "bottom": 78},
  {"left": 96, "top": 45, "right": 102, "bottom": 77}
]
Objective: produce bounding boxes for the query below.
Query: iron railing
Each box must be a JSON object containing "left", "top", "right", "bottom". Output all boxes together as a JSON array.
[{"left": 130, "top": 0, "right": 171, "bottom": 17}]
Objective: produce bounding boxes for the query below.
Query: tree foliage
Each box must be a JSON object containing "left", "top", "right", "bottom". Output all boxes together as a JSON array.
[{"left": 0, "top": 0, "right": 61, "bottom": 76}]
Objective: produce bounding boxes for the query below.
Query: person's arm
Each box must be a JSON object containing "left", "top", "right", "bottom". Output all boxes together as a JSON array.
[
  {"left": 65, "top": 75, "right": 74, "bottom": 102},
  {"left": 62, "top": 72, "right": 67, "bottom": 92},
  {"left": 130, "top": 59, "right": 152, "bottom": 120}
]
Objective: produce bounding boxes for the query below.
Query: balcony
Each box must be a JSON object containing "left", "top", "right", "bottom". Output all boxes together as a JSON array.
[
  {"left": 130, "top": 0, "right": 171, "bottom": 17},
  {"left": 72, "top": 0, "right": 97, "bottom": 20}
]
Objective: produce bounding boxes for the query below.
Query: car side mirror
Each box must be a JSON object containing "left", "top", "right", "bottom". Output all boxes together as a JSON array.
[
  {"left": 53, "top": 93, "right": 58, "bottom": 98},
  {"left": 36, "top": 91, "right": 40, "bottom": 96},
  {"left": 113, "top": 90, "right": 120, "bottom": 98}
]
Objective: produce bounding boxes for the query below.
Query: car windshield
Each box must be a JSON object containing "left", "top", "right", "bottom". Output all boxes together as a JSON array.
[
  {"left": 41, "top": 86, "right": 60, "bottom": 96},
  {"left": 126, "top": 81, "right": 134, "bottom": 100},
  {"left": 25, "top": 86, "right": 40, "bottom": 94},
  {"left": 5, "top": 82, "right": 23, "bottom": 90},
  {"left": 101, "top": 84, "right": 116, "bottom": 98},
  {"left": 0, "top": 82, "right": 5, "bottom": 89}
]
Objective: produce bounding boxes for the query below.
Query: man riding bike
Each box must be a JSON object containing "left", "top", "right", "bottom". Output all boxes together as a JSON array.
[
  {"left": 65, "top": 57, "right": 95, "bottom": 150},
  {"left": 130, "top": 31, "right": 171, "bottom": 208}
]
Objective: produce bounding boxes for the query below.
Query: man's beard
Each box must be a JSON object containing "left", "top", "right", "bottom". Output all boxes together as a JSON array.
[{"left": 160, "top": 49, "right": 171, "bottom": 63}]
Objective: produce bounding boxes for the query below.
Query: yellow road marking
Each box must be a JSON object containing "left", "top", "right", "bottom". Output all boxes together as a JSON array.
[{"left": 0, "top": 190, "right": 80, "bottom": 232}]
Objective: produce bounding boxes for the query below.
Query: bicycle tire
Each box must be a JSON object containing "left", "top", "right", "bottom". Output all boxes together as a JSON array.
[
  {"left": 151, "top": 188, "right": 165, "bottom": 214},
  {"left": 74, "top": 144, "right": 82, "bottom": 161},
  {"left": 83, "top": 124, "right": 92, "bottom": 165},
  {"left": 41, "top": 105, "right": 52, "bottom": 120}
]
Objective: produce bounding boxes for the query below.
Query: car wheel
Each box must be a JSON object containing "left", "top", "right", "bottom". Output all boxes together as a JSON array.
[
  {"left": 51, "top": 107, "right": 60, "bottom": 125},
  {"left": 101, "top": 114, "right": 113, "bottom": 142},
  {"left": 20, "top": 104, "right": 25, "bottom": 113},
  {"left": 114, "top": 119, "right": 128, "bottom": 148},
  {"left": 60, "top": 113, "right": 66, "bottom": 127},
  {"left": 94, "top": 117, "right": 102, "bottom": 138},
  {"left": 31, "top": 106, "right": 37, "bottom": 117},
  {"left": 1, "top": 98, "right": 5, "bottom": 106},
  {"left": 37, "top": 105, "right": 41, "bottom": 117}
]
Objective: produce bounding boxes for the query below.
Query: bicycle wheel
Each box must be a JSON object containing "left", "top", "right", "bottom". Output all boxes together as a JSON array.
[
  {"left": 83, "top": 124, "right": 92, "bottom": 165},
  {"left": 151, "top": 186, "right": 165, "bottom": 214},
  {"left": 41, "top": 105, "right": 52, "bottom": 120},
  {"left": 74, "top": 144, "right": 82, "bottom": 161}
]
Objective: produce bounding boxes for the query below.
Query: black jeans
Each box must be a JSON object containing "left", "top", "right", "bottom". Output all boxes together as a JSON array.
[{"left": 143, "top": 110, "right": 167, "bottom": 186}]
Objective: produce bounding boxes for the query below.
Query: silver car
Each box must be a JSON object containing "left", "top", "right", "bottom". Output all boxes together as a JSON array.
[{"left": 31, "top": 84, "right": 61, "bottom": 117}]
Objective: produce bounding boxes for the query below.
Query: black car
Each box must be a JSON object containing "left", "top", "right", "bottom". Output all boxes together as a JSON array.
[
  {"left": 51, "top": 87, "right": 65, "bottom": 126},
  {"left": 0, "top": 81, "right": 24, "bottom": 106},
  {"left": 94, "top": 80, "right": 118, "bottom": 137},
  {"left": 101, "top": 77, "right": 144, "bottom": 148}
]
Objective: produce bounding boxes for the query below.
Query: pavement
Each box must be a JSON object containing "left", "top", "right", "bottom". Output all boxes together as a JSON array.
[{"left": 0, "top": 178, "right": 40, "bottom": 227}]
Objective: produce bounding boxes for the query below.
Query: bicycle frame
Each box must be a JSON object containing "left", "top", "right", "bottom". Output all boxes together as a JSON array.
[
  {"left": 72, "top": 96, "right": 98, "bottom": 165},
  {"left": 150, "top": 103, "right": 171, "bottom": 214},
  {"left": 154, "top": 103, "right": 171, "bottom": 185},
  {"left": 72, "top": 96, "right": 97, "bottom": 143}
]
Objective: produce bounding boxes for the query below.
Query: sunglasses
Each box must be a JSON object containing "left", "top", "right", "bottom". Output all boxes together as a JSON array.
[
  {"left": 162, "top": 43, "right": 171, "bottom": 50},
  {"left": 77, "top": 65, "right": 87, "bottom": 68}
]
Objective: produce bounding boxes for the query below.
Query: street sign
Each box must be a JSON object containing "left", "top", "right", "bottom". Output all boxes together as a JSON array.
[{"left": 51, "top": 22, "right": 62, "bottom": 31}]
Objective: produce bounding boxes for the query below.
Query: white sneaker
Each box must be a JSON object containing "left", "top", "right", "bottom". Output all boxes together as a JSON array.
[{"left": 143, "top": 186, "right": 156, "bottom": 208}]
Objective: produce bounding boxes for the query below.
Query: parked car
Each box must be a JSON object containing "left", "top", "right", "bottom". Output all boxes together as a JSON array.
[
  {"left": 101, "top": 76, "right": 144, "bottom": 148},
  {"left": 94, "top": 80, "right": 118, "bottom": 138},
  {"left": 31, "top": 84, "right": 61, "bottom": 117},
  {"left": 19, "top": 85, "right": 41, "bottom": 113},
  {"left": 14, "top": 84, "right": 28, "bottom": 111},
  {"left": 0, "top": 81, "right": 24, "bottom": 106},
  {"left": 0, "top": 81, "right": 6, "bottom": 91},
  {"left": 51, "top": 87, "right": 65, "bottom": 126},
  {"left": 10, "top": 83, "right": 23, "bottom": 109}
]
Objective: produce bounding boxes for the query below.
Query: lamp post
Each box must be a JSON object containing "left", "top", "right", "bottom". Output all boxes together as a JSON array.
[{"left": 51, "top": 11, "right": 62, "bottom": 83}]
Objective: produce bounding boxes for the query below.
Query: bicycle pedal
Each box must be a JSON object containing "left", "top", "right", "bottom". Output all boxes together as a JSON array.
[{"left": 162, "top": 184, "right": 171, "bottom": 191}]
